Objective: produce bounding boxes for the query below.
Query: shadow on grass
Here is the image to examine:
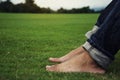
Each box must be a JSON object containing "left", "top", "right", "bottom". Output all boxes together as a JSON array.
[{"left": 104, "top": 51, "right": 120, "bottom": 79}]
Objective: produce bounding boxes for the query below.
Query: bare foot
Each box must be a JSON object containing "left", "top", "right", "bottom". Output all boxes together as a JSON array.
[
  {"left": 49, "top": 47, "right": 85, "bottom": 63},
  {"left": 46, "top": 50, "right": 105, "bottom": 74}
]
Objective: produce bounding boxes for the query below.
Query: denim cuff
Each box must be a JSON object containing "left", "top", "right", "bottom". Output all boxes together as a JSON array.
[
  {"left": 85, "top": 25, "right": 99, "bottom": 39},
  {"left": 82, "top": 41, "right": 112, "bottom": 69}
]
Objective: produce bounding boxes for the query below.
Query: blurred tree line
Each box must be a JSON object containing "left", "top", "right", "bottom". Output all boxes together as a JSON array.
[
  {"left": 0, "top": 0, "right": 97, "bottom": 13},
  {"left": 57, "top": 7, "right": 95, "bottom": 13},
  {"left": 0, "top": 0, "right": 53, "bottom": 13}
]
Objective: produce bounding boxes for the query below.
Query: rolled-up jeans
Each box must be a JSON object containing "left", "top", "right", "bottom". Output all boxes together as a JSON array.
[{"left": 83, "top": 0, "right": 120, "bottom": 69}]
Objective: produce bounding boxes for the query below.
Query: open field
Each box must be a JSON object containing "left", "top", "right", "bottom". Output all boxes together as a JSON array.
[{"left": 0, "top": 13, "right": 120, "bottom": 80}]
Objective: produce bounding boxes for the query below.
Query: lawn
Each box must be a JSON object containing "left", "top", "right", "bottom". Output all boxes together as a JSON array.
[{"left": 0, "top": 13, "right": 120, "bottom": 80}]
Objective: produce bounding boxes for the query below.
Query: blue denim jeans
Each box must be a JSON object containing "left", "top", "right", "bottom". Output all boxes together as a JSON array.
[
  {"left": 95, "top": 0, "right": 118, "bottom": 26},
  {"left": 83, "top": 0, "right": 120, "bottom": 69}
]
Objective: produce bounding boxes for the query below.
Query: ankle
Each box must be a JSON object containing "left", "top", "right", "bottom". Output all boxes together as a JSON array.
[{"left": 83, "top": 50, "right": 106, "bottom": 70}]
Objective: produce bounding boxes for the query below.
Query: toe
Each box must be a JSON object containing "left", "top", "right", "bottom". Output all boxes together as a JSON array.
[
  {"left": 49, "top": 57, "right": 60, "bottom": 62},
  {"left": 49, "top": 57, "right": 55, "bottom": 61},
  {"left": 46, "top": 65, "right": 57, "bottom": 71},
  {"left": 46, "top": 65, "right": 51, "bottom": 71}
]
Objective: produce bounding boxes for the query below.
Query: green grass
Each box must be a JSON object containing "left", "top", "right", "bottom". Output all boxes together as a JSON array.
[{"left": 0, "top": 13, "right": 120, "bottom": 80}]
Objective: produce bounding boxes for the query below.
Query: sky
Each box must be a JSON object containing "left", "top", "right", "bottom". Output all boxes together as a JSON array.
[{"left": 2, "top": 0, "right": 112, "bottom": 10}]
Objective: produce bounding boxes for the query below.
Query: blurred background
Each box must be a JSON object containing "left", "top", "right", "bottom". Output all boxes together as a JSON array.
[{"left": 0, "top": 0, "right": 112, "bottom": 13}]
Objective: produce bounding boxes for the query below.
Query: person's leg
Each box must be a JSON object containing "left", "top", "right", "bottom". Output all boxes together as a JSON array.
[
  {"left": 95, "top": 0, "right": 118, "bottom": 26},
  {"left": 84, "top": 0, "right": 120, "bottom": 69},
  {"left": 86, "top": 0, "right": 117, "bottom": 39},
  {"left": 46, "top": 0, "right": 120, "bottom": 73},
  {"left": 49, "top": 0, "right": 117, "bottom": 63}
]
